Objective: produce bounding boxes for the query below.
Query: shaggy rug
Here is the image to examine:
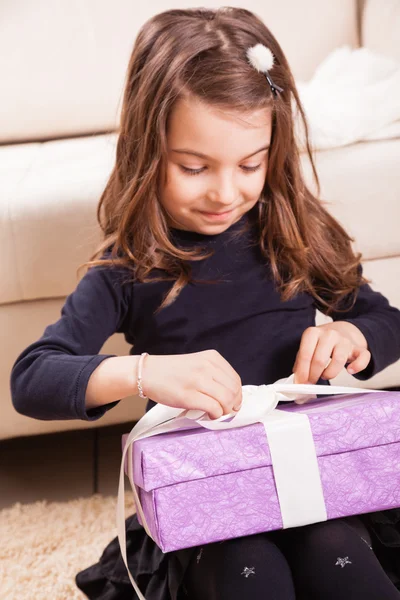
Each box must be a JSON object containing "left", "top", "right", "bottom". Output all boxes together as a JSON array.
[{"left": 0, "top": 491, "right": 136, "bottom": 600}]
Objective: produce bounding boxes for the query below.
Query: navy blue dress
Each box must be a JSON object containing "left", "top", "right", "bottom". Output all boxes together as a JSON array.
[{"left": 10, "top": 205, "right": 400, "bottom": 598}]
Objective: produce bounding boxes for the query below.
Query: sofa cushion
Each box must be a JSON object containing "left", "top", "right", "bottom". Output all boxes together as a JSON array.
[
  {"left": 0, "top": 134, "right": 116, "bottom": 305},
  {"left": 301, "top": 138, "right": 400, "bottom": 261},
  {"left": 1, "top": 133, "right": 399, "bottom": 306},
  {"left": 0, "top": 0, "right": 358, "bottom": 144}
]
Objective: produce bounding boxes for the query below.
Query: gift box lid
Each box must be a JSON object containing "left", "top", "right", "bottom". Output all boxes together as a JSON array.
[{"left": 122, "top": 391, "right": 400, "bottom": 493}]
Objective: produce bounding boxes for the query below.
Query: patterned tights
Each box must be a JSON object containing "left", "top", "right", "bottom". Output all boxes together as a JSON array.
[{"left": 181, "top": 517, "right": 400, "bottom": 599}]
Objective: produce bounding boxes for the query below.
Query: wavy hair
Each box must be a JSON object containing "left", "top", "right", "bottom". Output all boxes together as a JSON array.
[{"left": 80, "top": 6, "right": 370, "bottom": 316}]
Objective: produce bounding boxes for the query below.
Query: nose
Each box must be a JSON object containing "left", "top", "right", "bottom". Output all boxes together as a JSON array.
[{"left": 207, "top": 171, "right": 238, "bottom": 208}]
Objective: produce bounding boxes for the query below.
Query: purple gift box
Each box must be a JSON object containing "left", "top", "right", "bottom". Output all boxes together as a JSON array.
[{"left": 122, "top": 390, "right": 400, "bottom": 553}]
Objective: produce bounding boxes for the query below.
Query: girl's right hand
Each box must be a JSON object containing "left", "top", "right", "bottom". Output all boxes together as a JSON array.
[{"left": 140, "top": 350, "right": 243, "bottom": 420}]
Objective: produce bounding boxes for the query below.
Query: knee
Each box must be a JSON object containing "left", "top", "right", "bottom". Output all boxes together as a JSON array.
[
  {"left": 205, "top": 533, "right": 290, "bottom": 574},
  {"left": 294, "top": 519, "right": 355, "bottom": 556},
  {"left": 188, "top": 534, "right": 296, "bottom": 599}
]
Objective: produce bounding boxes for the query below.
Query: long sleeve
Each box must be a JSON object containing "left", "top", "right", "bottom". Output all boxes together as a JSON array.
[
  {"left": 315, "top": 264, "right": 400, "bottom": 381},
  {"left": 10, "top": 260, "right": 133, "bottom": 421}
]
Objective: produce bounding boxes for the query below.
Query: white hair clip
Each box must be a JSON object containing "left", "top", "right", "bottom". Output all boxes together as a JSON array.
[{"left": 246, "top": 43, "right": 284, "bottom": 97}]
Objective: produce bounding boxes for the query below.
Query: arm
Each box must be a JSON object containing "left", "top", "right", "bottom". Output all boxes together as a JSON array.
[
  {"left": 10, "top": 259, "right": 135, "bottom": 421},
  {"left": 314, "top": 264, "right": 400, "bottom": 380}
]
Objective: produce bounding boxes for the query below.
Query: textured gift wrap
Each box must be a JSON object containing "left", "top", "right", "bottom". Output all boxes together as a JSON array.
[{"left": 122, "top": 390, "right": 400, "bottom": 553}]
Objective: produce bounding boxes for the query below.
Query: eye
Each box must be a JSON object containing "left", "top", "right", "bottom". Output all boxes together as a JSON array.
[
  {"left": 241, "top": 165, "right": 262, "bottom": 173},
  {"left": 179, "top": 165, "right": 262, "bottom": 176},
  {"left": 180, "top": 166, "right": 206, "bottom": 176}
]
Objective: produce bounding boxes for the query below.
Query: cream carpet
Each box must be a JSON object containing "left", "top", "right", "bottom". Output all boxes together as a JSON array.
[{"left": 0, "top": 491, "right": 135, "bottom": 600}]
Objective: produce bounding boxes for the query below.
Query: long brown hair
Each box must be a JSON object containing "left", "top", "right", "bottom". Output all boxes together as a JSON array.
[{"left": 80, "top": 6, "right": 370, "bottom": 316}]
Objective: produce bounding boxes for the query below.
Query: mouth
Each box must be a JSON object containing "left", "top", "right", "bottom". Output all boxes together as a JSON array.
[
  {"left": 205, "top": 211, "right": 231, "bottom": 215},
  {"left": 200, "top": 209, "right": 234, "bottom": 220}
]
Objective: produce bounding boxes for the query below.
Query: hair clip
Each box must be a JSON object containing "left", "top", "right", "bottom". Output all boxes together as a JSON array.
[{"left": 246, "top": 43, "right": 284, "bottom": 97}]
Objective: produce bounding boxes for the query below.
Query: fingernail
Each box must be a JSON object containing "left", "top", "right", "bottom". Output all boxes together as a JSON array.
[{"left": 347, "top": 367, "right": 355, "bottom": 374}]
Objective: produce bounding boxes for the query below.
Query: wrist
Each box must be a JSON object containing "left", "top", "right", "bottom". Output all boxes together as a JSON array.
[
  {"left": 86, "top": 355, "right": 142, "bottom": 410},
  {"left": 137, "top": 352, "right": 149, "bottom": 398},
  {"left": 125, "top": 355, "right": 140, "bottom": 396}
]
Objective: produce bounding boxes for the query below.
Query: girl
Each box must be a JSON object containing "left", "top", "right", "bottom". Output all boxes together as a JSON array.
[{"left": 10, "top": 6, "right": 400, "bottom": 600}]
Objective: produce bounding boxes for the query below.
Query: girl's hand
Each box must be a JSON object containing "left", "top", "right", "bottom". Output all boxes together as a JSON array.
[
  {"left": 292, "top": 322, "right": 371, "bottom": 384},
  {"left": 141, "top": 350, "right": 243, "bottom": 420}
]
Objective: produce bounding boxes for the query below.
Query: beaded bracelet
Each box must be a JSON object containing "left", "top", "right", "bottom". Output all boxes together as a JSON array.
[{"left": 137, "top": 352, "right": 149, "bottom": 399}]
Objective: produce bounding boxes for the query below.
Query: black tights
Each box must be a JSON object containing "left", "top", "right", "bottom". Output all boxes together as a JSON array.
[{"left": 181, "top": 517, "right": 400, "bottom": 599}]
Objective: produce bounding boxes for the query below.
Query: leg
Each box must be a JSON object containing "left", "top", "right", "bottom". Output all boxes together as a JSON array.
[
  {"left": 273, "top": 517, "right": 400, "bottom": 600},
  {"left": 181, "top": 531, "right": 296, "bottom": 600}
]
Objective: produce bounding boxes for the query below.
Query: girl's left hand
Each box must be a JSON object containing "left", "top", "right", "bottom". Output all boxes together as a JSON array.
[{"left": 292, "top": 321, "right": 371, "bottom": 385}]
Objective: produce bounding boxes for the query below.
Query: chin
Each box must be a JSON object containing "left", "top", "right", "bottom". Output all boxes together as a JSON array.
[{"left": 195, "top": 217, "right": 235, "bottom": 231}]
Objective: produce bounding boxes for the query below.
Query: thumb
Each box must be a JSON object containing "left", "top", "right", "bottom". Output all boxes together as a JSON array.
[{"left": 346, "top": 347, "right": 371, "bottom": 375}]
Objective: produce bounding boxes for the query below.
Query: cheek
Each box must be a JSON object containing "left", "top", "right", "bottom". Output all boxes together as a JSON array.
[
  {"left": 245, "top": 170, "right": 267, "bottom": 197},
  {"left": 258, "top": 164, "right": 269, "bottom": 189},
  {"left": 166, "top": 166, "right": 204, "bottom": 198}
]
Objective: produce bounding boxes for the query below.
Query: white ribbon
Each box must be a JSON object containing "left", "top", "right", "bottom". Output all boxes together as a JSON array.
[{"left": 117, "top": 374, "right": 381, "bottom": 599}]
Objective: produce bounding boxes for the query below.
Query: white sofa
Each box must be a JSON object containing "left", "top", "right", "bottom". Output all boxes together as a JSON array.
[{"left": 1, "top": 0, "right": 400, "bottom": 441}]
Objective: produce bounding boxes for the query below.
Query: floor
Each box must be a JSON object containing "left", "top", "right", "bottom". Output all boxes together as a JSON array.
[{"left": 0, "top": 420, "right": 138, "bottom": 509}]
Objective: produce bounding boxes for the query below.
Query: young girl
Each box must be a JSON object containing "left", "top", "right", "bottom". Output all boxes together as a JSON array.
[{"left": 10, "top": 6, "right": 400, "bottom": 600}]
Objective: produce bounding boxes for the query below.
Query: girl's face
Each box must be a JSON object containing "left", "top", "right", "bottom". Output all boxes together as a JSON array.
[{"left": 159, "top": 96, "right": 272, "bottom": 235}]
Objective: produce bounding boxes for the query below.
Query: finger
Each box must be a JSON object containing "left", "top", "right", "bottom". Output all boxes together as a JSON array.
[
  {"left": 210, "top": 360, "right": 242, "bottom": 409},
  {"left": 212, "top": 368, "right": 242, "bottom": 405},
  {"left": 346, "top": 348, "right": 371, "bottom": 375},
  {"left": 198, "top": 374, "right": 241, "bottom": 416},
  {"left": 188, "top": 391, "right": 224, "bottom": 420},
  {"left": 308, "top": 329, "right": 343, "bottom": 384},
  {"left": 320, "top": 338, "right": 353, "bottom": 380},
  {"left": 292, "top": 327, "right": 321, "bottom": 384},
  {"left": 207, "top": 350, "right": 242, "bottom": 391},
  {"left": 194, "top": 350, "right": 241, "bottom": 406}
]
